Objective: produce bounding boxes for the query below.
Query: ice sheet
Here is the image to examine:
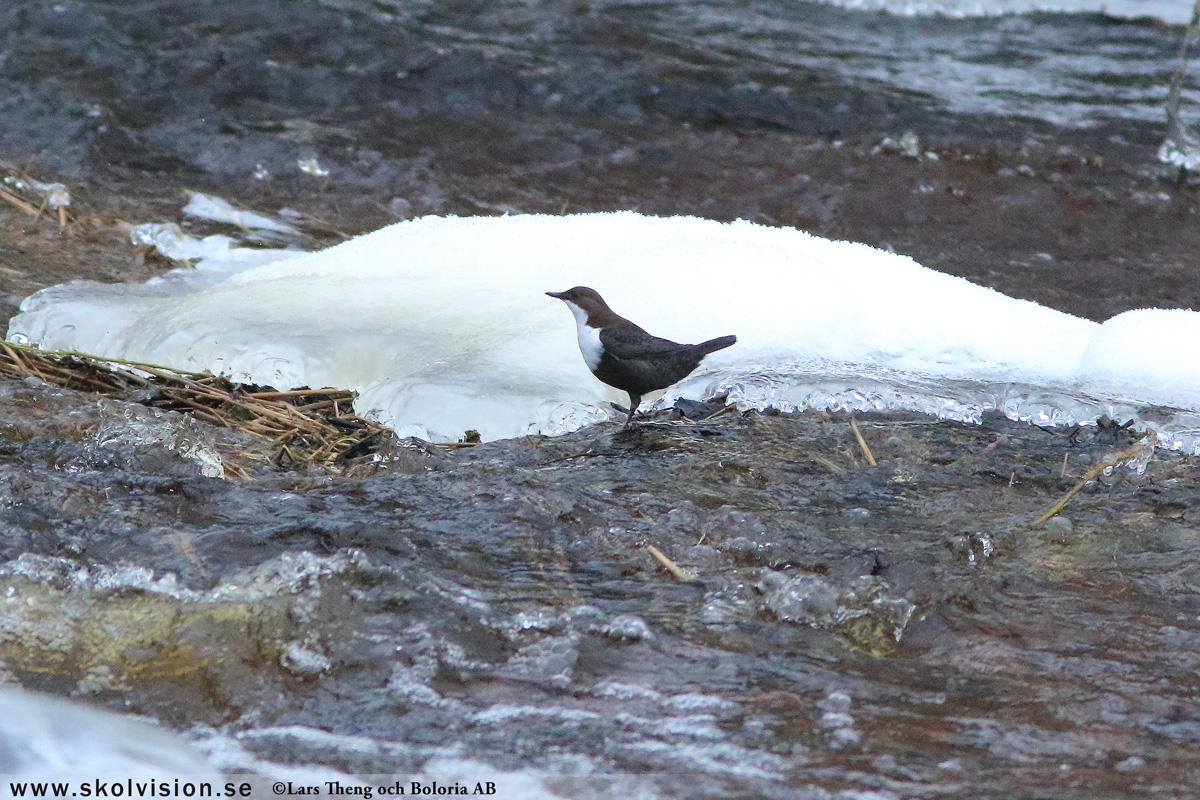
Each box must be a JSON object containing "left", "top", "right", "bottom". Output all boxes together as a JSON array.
[{"left": 7, "top": 212, "right": 1199, "bottom": 445}]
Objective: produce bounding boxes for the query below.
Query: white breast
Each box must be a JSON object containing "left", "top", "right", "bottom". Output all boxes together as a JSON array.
[{"left": 563, "top": 300, "right": 603, "bottom": 372}]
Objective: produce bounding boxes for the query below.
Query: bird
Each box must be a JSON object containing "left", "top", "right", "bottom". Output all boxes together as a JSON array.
[{"left": 546, "top": 286, "right": 737, "bottom": 427}]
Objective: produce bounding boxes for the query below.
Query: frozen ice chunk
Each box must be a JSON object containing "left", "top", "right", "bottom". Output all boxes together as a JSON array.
[
  {"left": 29, "top": 180, "right": 70, "bottom": 209},
  {"left": 182, "top": 193, "right": 299, "bottom": 234}
]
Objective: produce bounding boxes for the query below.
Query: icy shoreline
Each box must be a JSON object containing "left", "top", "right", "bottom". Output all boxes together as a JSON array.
[{"left": 8, "top": 212, "right": 1198, "bottom": 446}]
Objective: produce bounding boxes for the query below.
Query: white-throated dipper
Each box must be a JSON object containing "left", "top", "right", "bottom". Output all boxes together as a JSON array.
[{"left": 547, "top": 286, "right": 737, "bottom": 427}]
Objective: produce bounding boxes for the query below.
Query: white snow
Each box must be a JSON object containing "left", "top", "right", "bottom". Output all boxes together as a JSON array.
[
  {"left": 7, "top": 212, "right": 1200, "bottom": 446},
  {"left": 1077, "top": 309, "right": 1200, "bottom": 410}
]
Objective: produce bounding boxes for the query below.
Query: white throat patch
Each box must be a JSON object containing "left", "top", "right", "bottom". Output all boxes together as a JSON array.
[{"left": 563, "top": 300, "right": 603, "bottom": 372}]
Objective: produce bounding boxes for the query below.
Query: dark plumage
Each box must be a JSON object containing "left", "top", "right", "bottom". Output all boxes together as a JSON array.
[{"left": 547, "top": 286, "right": 737, "bottom": 427}]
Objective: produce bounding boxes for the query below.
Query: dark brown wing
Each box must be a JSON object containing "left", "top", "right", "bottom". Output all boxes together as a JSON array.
[{"left": 598, "top": 327, "right": 685, "bottom": 360}]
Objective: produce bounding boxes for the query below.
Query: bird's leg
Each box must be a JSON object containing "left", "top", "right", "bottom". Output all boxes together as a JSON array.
[{"left": 624, "top": 393, "right": 643, "bottom": 428}]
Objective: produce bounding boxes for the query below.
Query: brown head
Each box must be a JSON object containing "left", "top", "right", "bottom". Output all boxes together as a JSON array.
[{"left": 545, "top": 286, "right": 622, "bottom": 326}]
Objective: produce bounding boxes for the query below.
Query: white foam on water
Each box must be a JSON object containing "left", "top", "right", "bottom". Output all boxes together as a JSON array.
[
  {"left": 812, "top": 0, "right": 1188, "bottom": 24},
  {"left": 0, "top": 686, "right": 219, "bottom": 777}
]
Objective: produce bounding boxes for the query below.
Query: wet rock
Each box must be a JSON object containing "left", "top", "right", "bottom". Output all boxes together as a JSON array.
[
  {"left": 1043, "top": 516, "right": 1073, "bottom": 533},
  {"left": 0, "top": 402, "right": 1191, "bottom": 794},
  {"left": 841, "top": 507, "right": 872, "bottom": 527}
]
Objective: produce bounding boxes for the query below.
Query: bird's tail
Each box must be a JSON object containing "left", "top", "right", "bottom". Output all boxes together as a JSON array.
[{"left": 694, "top": 335, "right": 737, "bottom": 357}]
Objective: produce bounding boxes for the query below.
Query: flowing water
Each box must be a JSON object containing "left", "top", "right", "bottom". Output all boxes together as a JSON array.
[
  {"left": 2, "top": 1, "right": 1200, "bottom": 796},
  {"left": 3, "top": 376, "right": 1200, "bottom": 798}
]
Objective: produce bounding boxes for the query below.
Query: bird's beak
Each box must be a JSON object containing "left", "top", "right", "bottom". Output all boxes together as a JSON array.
[{"left": 546, "top": 291, "right": 565, "bottom": 299}]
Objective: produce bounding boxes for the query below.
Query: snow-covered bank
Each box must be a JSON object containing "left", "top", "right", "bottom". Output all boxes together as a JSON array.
[{"left": 8, "top": 213, "right": 1197, "bottom": 446}]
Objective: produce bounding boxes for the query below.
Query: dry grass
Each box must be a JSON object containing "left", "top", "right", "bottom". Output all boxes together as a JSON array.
[
  {"left": 849, "top": 417, "right": 877, "bottom": 467},
  {"left": 646, "top": 544, "right": 699, "bottom": 582},
  {"left": 0, "top": 341, "right": 393, "bottom": 470},
  {"left": 1033, "top": 435, "right": 1156, "bottom": 526}
]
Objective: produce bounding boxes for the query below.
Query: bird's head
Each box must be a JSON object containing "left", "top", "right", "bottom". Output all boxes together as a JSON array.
[{"left": 546, "top": 286, "right": 616, "bottom": 325}]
